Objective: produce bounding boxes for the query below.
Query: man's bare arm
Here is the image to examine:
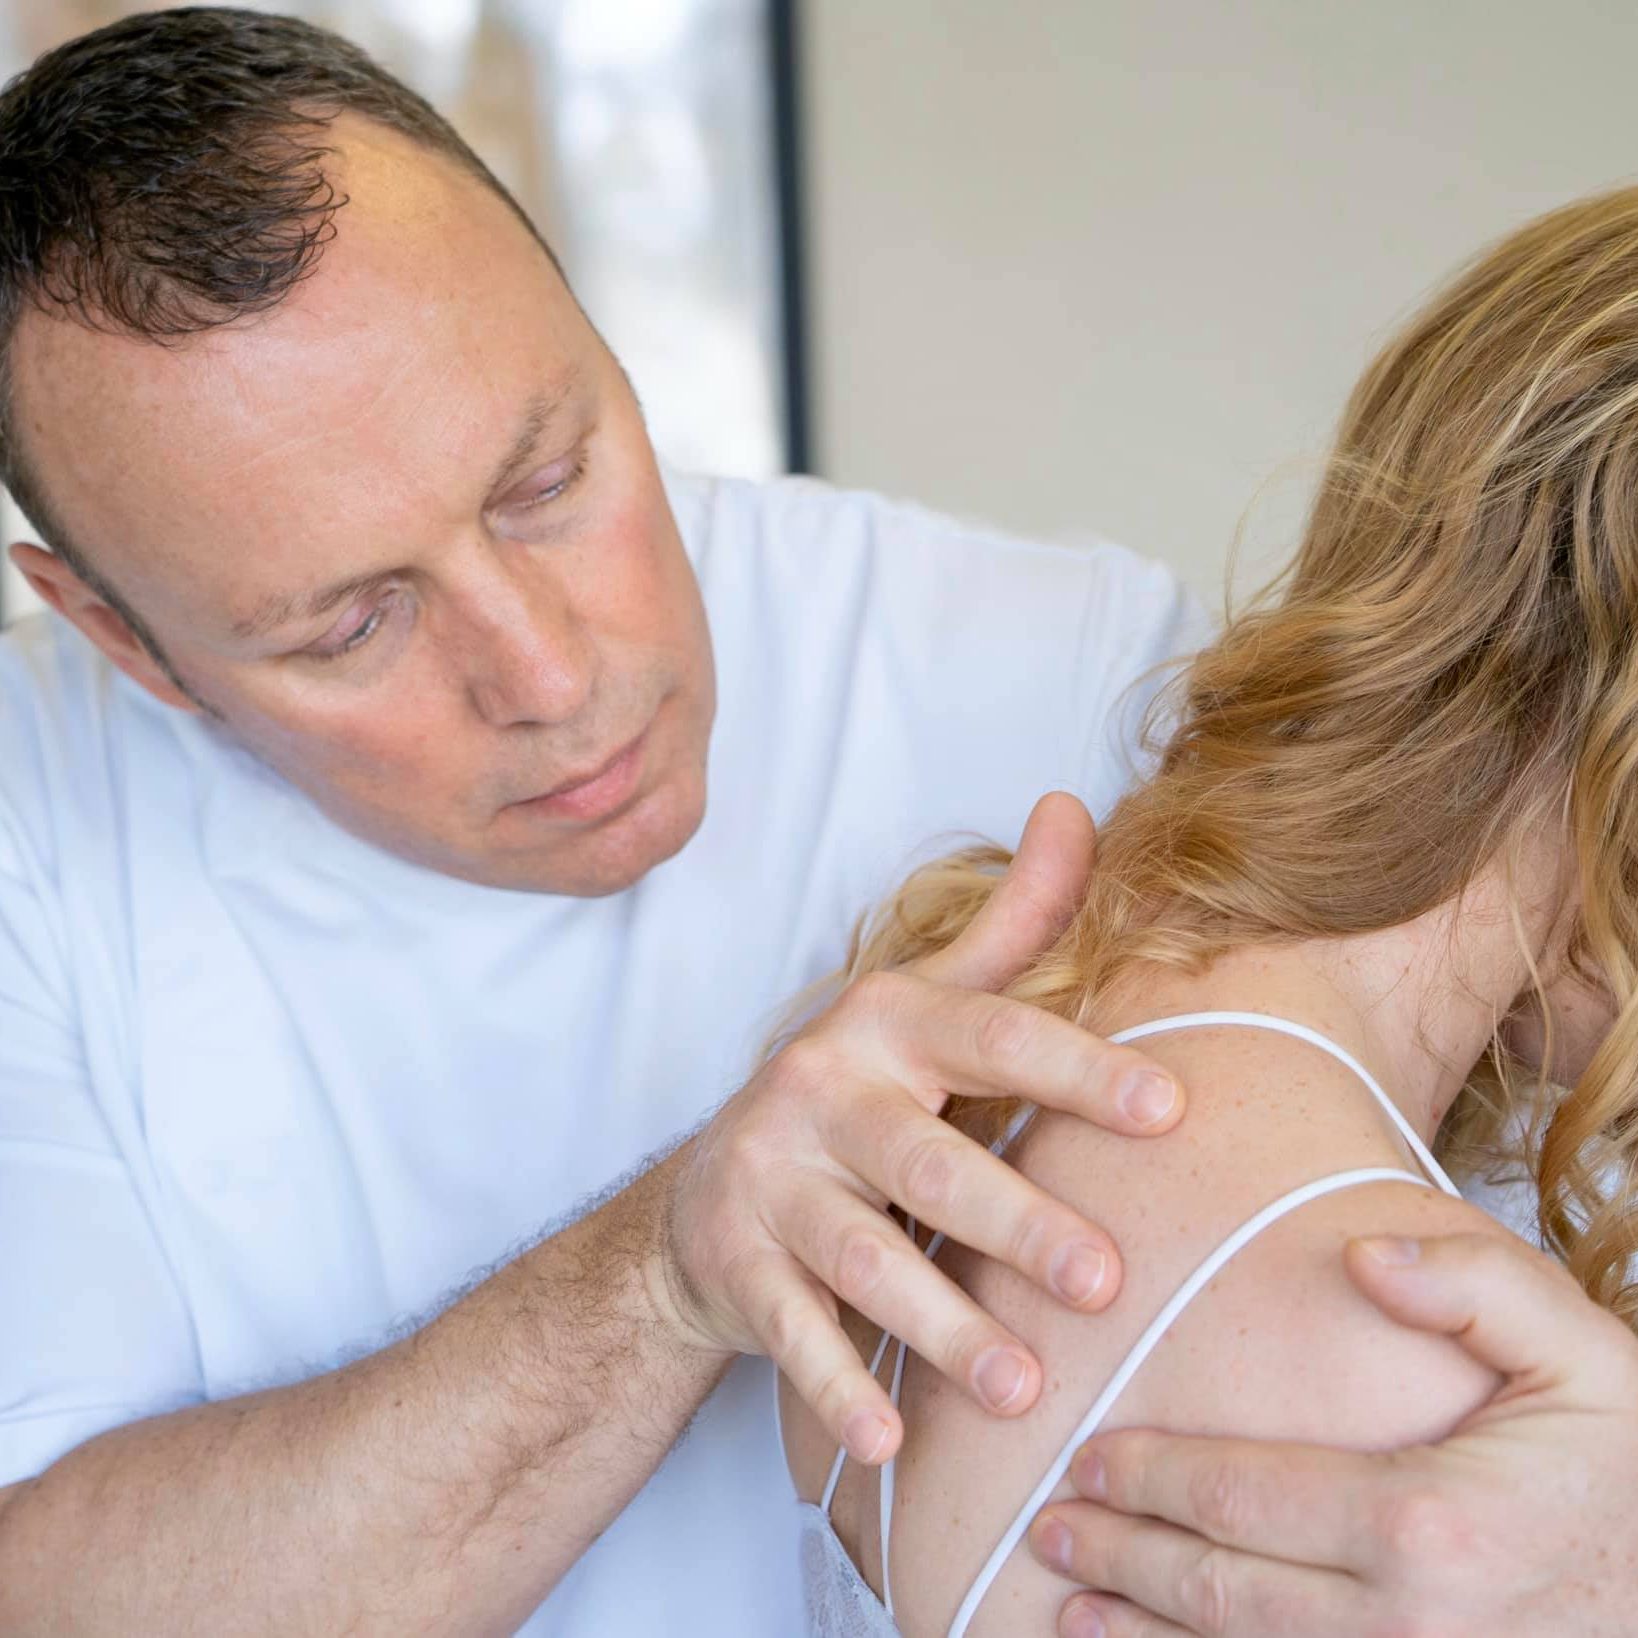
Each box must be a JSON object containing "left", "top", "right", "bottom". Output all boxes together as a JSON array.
[{"left": 0, "top": 1147, "right": 721, "bottom": 1636}]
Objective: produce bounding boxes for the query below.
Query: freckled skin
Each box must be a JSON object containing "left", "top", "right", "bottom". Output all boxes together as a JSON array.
[{"left": 10, "top": 116, "right": 716, "bottom": 896}]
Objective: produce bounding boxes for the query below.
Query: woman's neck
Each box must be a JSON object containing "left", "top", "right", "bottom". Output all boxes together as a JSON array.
[{"left": 1094, "top": 844, "right": 1567, "bottom": 1148}]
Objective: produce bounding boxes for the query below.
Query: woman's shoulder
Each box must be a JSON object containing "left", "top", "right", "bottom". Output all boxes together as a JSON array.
[
  {"left": 885, "top": 1019, "right": 1515, "bottom": 1635},
  {"left": 990, "top": 1018, "right": 1515, "bottom": 1447}
]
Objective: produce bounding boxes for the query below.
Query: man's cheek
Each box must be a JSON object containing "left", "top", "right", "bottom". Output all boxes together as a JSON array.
[{"left": 231, "top": 700, "right": 446, "bottom": 795}]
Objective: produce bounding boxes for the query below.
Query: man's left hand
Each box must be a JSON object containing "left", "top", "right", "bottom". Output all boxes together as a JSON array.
[{"left": 1027, "top": 1230, "right": 1638, "bottom": 1636}]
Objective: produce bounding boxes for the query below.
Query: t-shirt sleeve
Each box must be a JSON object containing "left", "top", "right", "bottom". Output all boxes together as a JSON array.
[{"left": 0, "top": 811, "right": 203, "bottom": 1486}]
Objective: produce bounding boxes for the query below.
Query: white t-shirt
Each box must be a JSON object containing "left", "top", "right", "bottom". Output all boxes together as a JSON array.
[{"left": 0, "top": 470, "right": 1208, "bottom": 1634}]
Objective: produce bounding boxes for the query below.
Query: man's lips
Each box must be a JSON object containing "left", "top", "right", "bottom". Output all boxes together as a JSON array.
[{"left": 507, "top": 729, "right": 649, "bottom": 823}]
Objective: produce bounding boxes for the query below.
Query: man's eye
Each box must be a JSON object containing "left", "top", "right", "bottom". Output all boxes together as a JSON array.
[
  {"left": 310, "top": 595, "right": 392, "bottom": 661},
  {"left": 514, "top": 452, "right": 586, "bottom": 511}
]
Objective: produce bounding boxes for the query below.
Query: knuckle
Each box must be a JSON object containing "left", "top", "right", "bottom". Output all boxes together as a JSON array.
[
  {"left": 1375, "top": 1486, "right": 1463, "bottom": 1569},
  {"left": 1188, "top": 1457, "right": 1255, "bottom": 1539},
  {"left": 772, "top": 1035, "right": 836, "bottom": 1102},
  {"left": 972, "top": 999, "right": 1035, "bottom": 1066},
  {"left": 895, "top": 1131, "right": 960, "bottom": 1214},
  {"left": 1177, "top": 1548, "right": 1234, "bottom": 1637},
  {"left": 759, "top": 1292, "right": 808, "bottom": 1364},
  {"left": 832, "top": 1225, "right": 892, "bottom": 1309}
]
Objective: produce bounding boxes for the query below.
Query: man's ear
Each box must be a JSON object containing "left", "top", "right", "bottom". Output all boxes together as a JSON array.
[{"left": 9, "top": 540, "right": 199, "bottom": 712}]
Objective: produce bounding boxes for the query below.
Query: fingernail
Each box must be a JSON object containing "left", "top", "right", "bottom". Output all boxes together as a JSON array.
[
  {"left": 1050, "top": 1241, "right": 1108, "bottom": 1305},
  {"left": 1064, "top": 1600, "right": 1107, "bottom": 1638},
  {"left": 975, "top": 1346, "right": 1029, "bottom": 1410},
  {"left": 1360, "top": 1235, "right": 1422, "bottom": 1266},
  {"left": 843, "top": 1410, "right": 890, "bottom": 1463},
  {"left": 1118, "top": 1070, "right": 1178, "bottom": 1128},
  {"left": 1031, "top": 1514, "right": 1073, "bottom": 1574},
  {"left": 1073, "top": 1447, "right": 1107, "bottom": 1500}
]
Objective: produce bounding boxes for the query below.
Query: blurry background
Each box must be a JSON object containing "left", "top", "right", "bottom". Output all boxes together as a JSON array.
[{"left": 5, "top": 0, "right": 1638, "bottom": 622}]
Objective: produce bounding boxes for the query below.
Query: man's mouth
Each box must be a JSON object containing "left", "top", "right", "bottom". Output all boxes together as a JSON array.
[{"left": 506, "top": 727, "right": 650, "bottom": 824}]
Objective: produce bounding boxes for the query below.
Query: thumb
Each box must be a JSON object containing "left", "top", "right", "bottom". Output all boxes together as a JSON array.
[
  {"left": 1343, "top": 1231, "right": 1632, "bottom": 1395},
  {"left": 915, "top": 791, "right": 1097, "bottom": 993}
]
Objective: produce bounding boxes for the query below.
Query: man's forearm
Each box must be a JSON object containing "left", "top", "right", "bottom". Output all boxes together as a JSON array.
[{"left": 0, "top": 1144, "right": 730, "bottom": 1635}]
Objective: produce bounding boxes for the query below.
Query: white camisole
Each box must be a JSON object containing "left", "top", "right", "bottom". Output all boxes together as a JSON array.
[{"left": 789, "top": 1010, "right": 1462, "bottom": 1637}]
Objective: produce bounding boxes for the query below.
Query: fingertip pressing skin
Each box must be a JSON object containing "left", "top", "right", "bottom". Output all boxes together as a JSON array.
[
  {"left": 1114, "top": 1067, "right": 1183, "bottom": 1131},
  {"left": 843, "top": 1408, "right": 898, "bottom": 1465},
  {"left": 1049, "top": 1240, "right": 1115, "bottom": 1309},
  {"left": 1071, "top": 1443, "right": 1108, "bottom": 1500},
  {"left": 973, "top": 1345, "right": 1039, "bottom": 1415}
]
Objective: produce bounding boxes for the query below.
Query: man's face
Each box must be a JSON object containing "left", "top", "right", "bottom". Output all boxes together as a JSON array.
[{"left": 10, "top": 117, "right": 715, "bottom": 895}]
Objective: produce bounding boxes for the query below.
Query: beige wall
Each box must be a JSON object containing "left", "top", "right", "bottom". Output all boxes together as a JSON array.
[{"left": 800, "top": 1, "right": 1638, "bottom": 601}]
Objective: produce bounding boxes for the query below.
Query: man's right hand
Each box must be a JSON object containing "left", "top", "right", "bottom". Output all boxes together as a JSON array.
[{"left": 655, "top": 793, "right": 1187, "bottom": 1466}]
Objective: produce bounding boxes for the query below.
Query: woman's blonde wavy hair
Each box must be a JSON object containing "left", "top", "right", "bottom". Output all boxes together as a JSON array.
[{"left": 839, "top": 186, "right": 1638, "bottom": 1329}]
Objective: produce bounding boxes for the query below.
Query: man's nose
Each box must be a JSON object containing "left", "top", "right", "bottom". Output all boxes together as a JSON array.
[{"left": 460, "top": 553, "right": 597, "bottom": 729}]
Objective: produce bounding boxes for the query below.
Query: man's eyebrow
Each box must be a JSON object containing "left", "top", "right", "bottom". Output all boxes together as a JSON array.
[
  {"left": 485, "top": 379, "right": 580, "bottom": 499},
  {"left": 231, "top": 571, "right": 395, "bottom": 642},
  {"left": 230, "top": 382, "right": 582, "bottom": 643}
]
